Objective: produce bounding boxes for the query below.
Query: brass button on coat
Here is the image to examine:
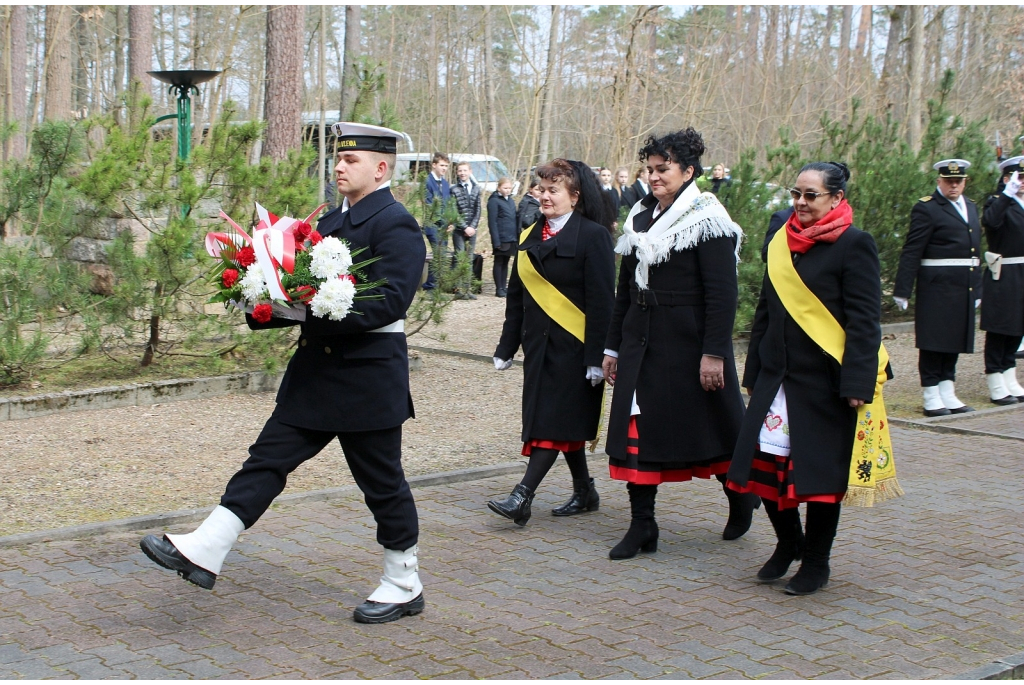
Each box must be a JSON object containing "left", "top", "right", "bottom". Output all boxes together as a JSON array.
[
  {"left": 300, "top": 339, "right": 307, "bottom": 347},
  {"left": 324, "top": 346, "right": 332, "bottom": 354}
]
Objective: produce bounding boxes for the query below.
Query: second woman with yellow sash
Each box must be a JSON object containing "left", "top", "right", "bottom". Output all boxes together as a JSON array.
[{"left": 489, "top": 159, "right": 616, "bottom": 526}]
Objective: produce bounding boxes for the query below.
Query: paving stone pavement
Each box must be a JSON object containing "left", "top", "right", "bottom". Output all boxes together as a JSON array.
[
  {"left": 1, "top": 425, "right": 1022, "bottom": 679},
  {"left": 933, "top": 407, "right": 1024, "bottom": 440}
]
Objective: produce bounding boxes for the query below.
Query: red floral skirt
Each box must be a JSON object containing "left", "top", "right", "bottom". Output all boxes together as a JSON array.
[
  {"left": 522, "top": 439, "right": 586, "bottom": 456},
  {"left": 726, "top": 449, "right": 844, "bottom": 511},
  {"left": 609, "top": 416, "right": 731, "bottom": 485}
]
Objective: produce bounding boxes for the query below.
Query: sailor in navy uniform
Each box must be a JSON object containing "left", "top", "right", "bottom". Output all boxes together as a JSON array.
[
  {"left": 141, "top": 123, "right": 428, "bottom": 625},
  {"left": 980, "top": 156, "right": 1024, "bottom": 404},
  {"left": 893, "top": 159, "right": 982, "bottom": 416}
]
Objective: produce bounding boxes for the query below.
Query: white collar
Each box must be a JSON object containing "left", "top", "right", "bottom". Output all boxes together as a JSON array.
[
  {"left": 341, "top": 180, "right": 392, "bottom": 213},
  {"left": 431, "top": 172, "right": 444, "bottom": 183},
  {"left": 546, "top": 211, "right": 573, "bottom": 234}
]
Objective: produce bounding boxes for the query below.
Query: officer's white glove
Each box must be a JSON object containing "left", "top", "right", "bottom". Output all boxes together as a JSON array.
[
  {"left": 493, "top": 357, "right": 512, "bottom": 371},
  {"left": 586, "top": 366, "right": 604, "bottom": 386},
  {"left": 976, "top": 299, "right": 982, "bottom": 309},
  {"left": 893, "top": 296, "right": 909, "bottom": 311},
  {"left": 1004, "top": 171, "right": 1021, "bottom": 197}
]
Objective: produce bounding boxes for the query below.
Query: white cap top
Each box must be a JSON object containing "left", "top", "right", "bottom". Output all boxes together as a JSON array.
[
  {"left": 933, "top": 159, "right": 971, "bottom": 177},
  {"left": 998, "top": 156, "right": 1024, "bottom": 172},
  {"left": 330, "top": 121, "right": 403, "bottom": 139}
]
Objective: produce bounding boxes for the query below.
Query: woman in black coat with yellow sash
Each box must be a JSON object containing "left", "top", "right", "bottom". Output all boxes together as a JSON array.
[
  {"left": 727, "top": 162, "right": 893, "bottom": 596},
  {"left": 489, "top": 159, "right": 616, "bottom": 526},
  {"left": 601, "top": 128, "right": 757, "bottom": 561}
]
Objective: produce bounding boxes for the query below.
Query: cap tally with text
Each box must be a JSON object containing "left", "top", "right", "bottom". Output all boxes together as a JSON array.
[
  {"left": 999, "top": 156, "right": 1024, "bottom": 174},
  {"left": 330, "top": 122, "right": 400, "bottom": 154},
  {"left": 933, "top": 159, "right": 971, "bottom": 178}
]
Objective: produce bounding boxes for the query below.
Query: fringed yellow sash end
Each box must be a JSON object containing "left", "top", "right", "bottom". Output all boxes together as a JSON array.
[{"left": 843, "top": 477, "right": 905, "bottom": 507}]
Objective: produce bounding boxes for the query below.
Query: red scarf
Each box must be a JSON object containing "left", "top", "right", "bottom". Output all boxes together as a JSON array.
[{"left": 785, "top": 199, "right": 854, "bottom": 254}]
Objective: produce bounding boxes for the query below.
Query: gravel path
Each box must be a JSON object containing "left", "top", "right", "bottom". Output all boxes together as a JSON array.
[{"left": 2, "top": 267, "right": 1013, "bottom": 537}]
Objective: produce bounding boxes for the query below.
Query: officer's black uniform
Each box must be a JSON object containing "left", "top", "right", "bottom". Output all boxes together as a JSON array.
[
  {"left": 226, "top": 186, "right": 426, "bottom": 551},
  {"left": 981, "top": 189, "right": 1024, "bottom": 375},
  {"left": 893, "top": 187, "right": 982, "bottom": 386}
]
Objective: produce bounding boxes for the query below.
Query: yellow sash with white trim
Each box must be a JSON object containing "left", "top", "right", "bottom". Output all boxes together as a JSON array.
[
  {"left": 516, "top": 222, "right": 586, "bottom": 343},
  {"left": 766, "top": 228, "right": 903, "bottom": 507}
]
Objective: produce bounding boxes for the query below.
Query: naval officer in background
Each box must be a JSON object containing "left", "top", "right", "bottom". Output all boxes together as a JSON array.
[{"left": 893, "top": 159, "right": 982, "bottom": 416}]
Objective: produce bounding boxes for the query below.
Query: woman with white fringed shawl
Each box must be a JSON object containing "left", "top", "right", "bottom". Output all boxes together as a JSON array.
[{"left": 601, "top": 128, "right": 759, "bottom": 560}]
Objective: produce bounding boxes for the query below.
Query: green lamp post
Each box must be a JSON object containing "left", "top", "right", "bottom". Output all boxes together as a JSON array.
[{"left": 148, "top": 70, "right": 221, "bottom": 163}]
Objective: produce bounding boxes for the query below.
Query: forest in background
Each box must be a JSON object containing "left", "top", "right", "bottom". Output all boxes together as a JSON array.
[
  {"left": 0, "top": 6, "right": 1022, "bottom": 387},
  {"left": 2, "top": 5, "right": 1023, "bottom": 175}
]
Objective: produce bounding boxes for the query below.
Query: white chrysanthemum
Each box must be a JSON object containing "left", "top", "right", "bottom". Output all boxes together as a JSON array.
[
  {"left": 309, "top": 236, "right": 353, "bottom": 279},
  {"left": 239, "top": 264, "right": 268, "bottom": 304},
  {"left": 310, "top": 276, "right": 357, "bottom": 321}
]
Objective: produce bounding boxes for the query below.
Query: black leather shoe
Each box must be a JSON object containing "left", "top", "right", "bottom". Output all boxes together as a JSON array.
[
  {"left": 140, "top": 534, "right": 216, "bottom": 590},
  {"left": 552, "top": 478, "right": 600, "bottom": 516},
  {"left": 923, "top": 407, "right": 952, "bottom": 417},
  {"left": 353, "top": 593, "right": 425, "bottom": 624},
  {"left": 487, "top": 483, "right": 534, "bottom": 526},
  {"left": 949, "top": 405, "right": 975, "bottom": 414},
  {"left": 990, "top": 395, "right": 1018, "bottom": 406}
]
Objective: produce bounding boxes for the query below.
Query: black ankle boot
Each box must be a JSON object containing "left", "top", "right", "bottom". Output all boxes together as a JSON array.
[
  {"left": 757, "top": 501, "right": 804, "bottom": 582},
  {"left": 609, "top": 518, "right": 658, "bottom": 559},
  {"left": 609, "top": 484, "right": 658, "bottom": 560},
  {"left": 784, "top": 502, "right": 840, "bottom": 595},
  {"left": 487, "top": 483, "right": 534, "bottom": 526},
  {"left": 552, "top": 478, "right": 600, "bottom": 516},
  {"left": 721, "top": 480, "right": 762, "bottom": 540}
]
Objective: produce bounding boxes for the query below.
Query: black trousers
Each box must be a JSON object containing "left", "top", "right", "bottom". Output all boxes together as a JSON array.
[
  {"left": 493, "top": 254, "right": 511, "bottom": 293},
  {"left": 918, "top": 350, "right": 959, "bottom": 386},
  {"left": 219, "top": 409, "right": 418, "bottom": 551},
  {"left": 984, "top": 332, "right": 1024, "bottom": 374}
]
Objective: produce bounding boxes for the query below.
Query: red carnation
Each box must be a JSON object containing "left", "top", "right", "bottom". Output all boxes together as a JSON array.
[
  {"left": 309, "top": 230, "right": 323, "bottom": 245},
  {"left": 252, "top": 303, "right": 273, "bottom": 323},
  {"left": 340, "top": 274, "right": 356, "bottom": 284},
  {"left": 236, "top": 246, "right": 256, "bottom": 267},
  {"left": 222, "top": 268, "right": 239, "bottom": 288},
  {"left": 293, "top": 221, "right": 312, "bottom": 242},
  {"left": 294, "top": 285, "right": 317, "bottom": 303}
]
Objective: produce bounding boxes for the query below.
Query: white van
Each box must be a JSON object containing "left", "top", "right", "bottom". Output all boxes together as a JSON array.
[{"left": 393, "top": 153, "right": 518, "bottom": 194}]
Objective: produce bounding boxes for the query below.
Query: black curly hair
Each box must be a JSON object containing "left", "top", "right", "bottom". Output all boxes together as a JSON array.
[
  {"left": 798, "top": 161, "right": 851, "bottom": 195},
  {"left": 637, "top": 127, "right": 707, "bottom": 177}
]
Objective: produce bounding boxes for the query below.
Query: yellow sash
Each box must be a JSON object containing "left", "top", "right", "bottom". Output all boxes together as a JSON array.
[
  {"left": 766, "top": 229, "right": 903, "bottom": 507},
  {"left": 517, "top": 222, "right": 586, "bottom": 343}
]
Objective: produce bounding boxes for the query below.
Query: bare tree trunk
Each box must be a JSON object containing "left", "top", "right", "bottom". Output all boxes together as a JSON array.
[
  {"left": 112, "top": 5, "right": 125, "bottom": 122},
  {"left": 536, "top": 4, "right": 559, "bottom": 164},
  {"left": 44, "top": 5, "right": 73, "bottom": 121},
  {"left": 318, "top": 4, "right": 326, "bottom": 205},
  {"left": 340, "top": 5, "right": 361, "bottom": 120},
  {"left": 128, "top": 6, "right": 152, "bottom": 96},
  {"left": 263, "top": 5, "right": 304, "bottom": 161},
  {"left": 878, "top": 6, "right": 905, "bottom": 114},
  {"left": 483, "top": 7, "right": 498, "bottom": 155},
  {"left": 906, "top": 5, "right": 924, "bottom": 152},
  {"left": 855, "top": 6, "right": 871, "bottom": 60},
  {"left": 839, "top": 5, "right": 852, "bottom": 93},
  {"left": 5, "top": 5, "right": 28, "bottom": 160},
  {"left": 73, "top": 5, "right": 90, "bottom": 114}
]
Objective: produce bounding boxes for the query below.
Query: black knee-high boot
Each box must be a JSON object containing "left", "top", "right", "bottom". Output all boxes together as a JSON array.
[
  {"left": 785, "top": 501, "right": 841, "bottom": 595},
  {"left": 552, "top": 448, "right": 599, "bottom": 516},
  {"left": 487, "top": 448, "right": 558, "bottom": 526},
  {"left": 717, "top": 473, "right": 762, "bottom": 540},
  {"left": 757, "top": 499, "right": 804, "bottom": 581},
  {"left": 609, "top": 483, "right": 658, "bottom": 559}
]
